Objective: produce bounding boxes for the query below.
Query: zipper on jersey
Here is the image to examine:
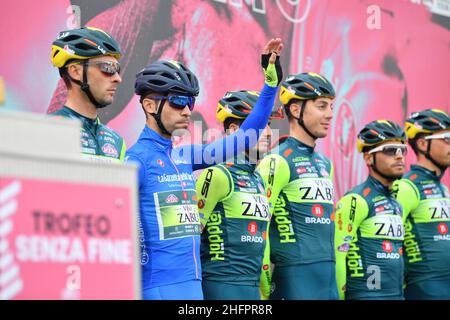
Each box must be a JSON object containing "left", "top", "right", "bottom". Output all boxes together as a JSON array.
[{"left": 166, "top": 148, "right": 200, "bottom": 280}]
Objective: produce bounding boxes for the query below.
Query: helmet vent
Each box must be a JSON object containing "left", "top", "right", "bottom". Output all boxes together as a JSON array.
[
  {"left": 52, "top": 50, "right": 60, "bottom": 58},
  {"left": 423, "top": 120, "right": 437, "bottom": 127},
  {"left": 62, "top": 35, "right": 82, "bottom": 42},
  {"left": 150, "top": 80, "right": 167, "bottom": 86},
  {"left": 320, "top": 87, "right": 330, "bottom": 94},
  {"left": 103, "top": 42, "right": 116, "bottom": 52},
  {"left": 288, "top": 79, "right": 302, "bottom": 84},
  {"left": 75, "top": 43, "right": 96, "bottom": 51},
  {"left": 298, "top": 86, "right": 310, "bottom": 93}
]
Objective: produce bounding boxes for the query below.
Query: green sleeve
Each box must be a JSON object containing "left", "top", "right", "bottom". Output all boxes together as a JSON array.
[
  {"left": 393, "top": 178, "right": 420, "bottom": 222},
  {"left": 256, "top": 154, "right": 291, "bottom": 211},
  {"left": 119, "top": 140, "right": 127, "bottom": 162},
  {"left": 335, "top": 193, "right": 369, "bottom": 300},
  {"left": 195, "top": 165, "right": 232, "bottom": 230},
  {"left": 260, "top": 223, "right": 272, "bottom": 300},
  {"left": 256, "top": 154, "right": 289, "bottom": 299}
]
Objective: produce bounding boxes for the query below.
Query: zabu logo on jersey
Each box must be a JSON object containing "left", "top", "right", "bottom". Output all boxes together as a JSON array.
[
  {"left": 297, "top": 178, "right": 334, "bottom": 202},
  {"left": 429, "top": 199, "right": 450, "bottom": 220}
]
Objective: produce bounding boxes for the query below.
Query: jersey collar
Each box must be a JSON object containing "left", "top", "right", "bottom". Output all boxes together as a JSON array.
[
  {"left": 410, "top": 164, "right": 443, "bottom": 180},
  {"left": 287, "top": 136, "right": 315, "bottom": 154},
  {"left": 367, "top": 175, "right": 392, "bottom": 195},
  {"left": 231, "top": 154, "right": 256, "bottom": 172},
  {"left": 62, "top": 106, "right": 99, "bottom": 128},
  {"left": 139, "top": 125, "right": 172, "bottom": 150}
]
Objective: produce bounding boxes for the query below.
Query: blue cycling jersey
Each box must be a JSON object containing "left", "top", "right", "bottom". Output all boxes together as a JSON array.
[{"left": 125, "top": 84, "right": 276, "bottom": 292}]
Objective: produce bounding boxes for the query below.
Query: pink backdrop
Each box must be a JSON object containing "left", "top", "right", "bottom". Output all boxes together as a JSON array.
[{"left": 0, "top": 0, "right": 448, "bottom": 197}]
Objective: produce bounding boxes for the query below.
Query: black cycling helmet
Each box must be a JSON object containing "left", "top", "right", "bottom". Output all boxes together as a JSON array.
[
  {"left": 405, "top": 109, "right": 450, "bottom": 139},
  {"left": 216, "top": 90, "right": 283, "bottom": 123},
  {"left": 279, "top": 72, "right": 335, "bottom": 140},
  {"left": 357, "top": 120, "right": 406, "bottom": 153},
  {"left": 135, "top": 60, "right": 199, "bottom": 98},
  {"left": 405, "top": 109, "right": 450, "bottom": 172},
  {"left": 51, "top": 27, "right": 122, "bottom": 109},
  {"left": 135, "top": 60, "right": 199, "bottom": 136},
  {"left": 51, "top": 26, "right": 121, "bottom": 68}
]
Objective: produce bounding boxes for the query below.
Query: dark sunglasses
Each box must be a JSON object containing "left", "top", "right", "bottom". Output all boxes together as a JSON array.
[
  {"left": 151, "top": 95, "right": 196, "bottom": 111},
  {"left": 73, "top": 61, "right": 121, "bottom": 76},
  {"left": 368, "top": 144, "right": 408, "bottom": 156}
]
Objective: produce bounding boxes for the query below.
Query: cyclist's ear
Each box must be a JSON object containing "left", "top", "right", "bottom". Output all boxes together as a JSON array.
[
  {"left": 142, "top": 98, "right": 158, "bottom": 114},
  {"left": 363, "top": 152, "right": 373, "bottom": 166},
  {"left": 66, "top": 63, "right": 83, "bottom": 82}
]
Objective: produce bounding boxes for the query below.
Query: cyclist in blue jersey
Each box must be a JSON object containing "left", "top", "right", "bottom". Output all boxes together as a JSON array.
[{"left": 125, "top": 38, "right": 284, "bottom": 300}]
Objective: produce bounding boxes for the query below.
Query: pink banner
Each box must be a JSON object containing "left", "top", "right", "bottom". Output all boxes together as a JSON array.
[{"left": 0, "top": 177, "right": 137, "bottom": 300}]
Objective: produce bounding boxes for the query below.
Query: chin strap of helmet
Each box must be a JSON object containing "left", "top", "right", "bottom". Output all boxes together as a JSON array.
[
  {"left": 149, "top": 99, "right": 172, "bottom": 136},
  {"left": 69, "top": 61, "right": 108, "bottom": 109},
  {"left": 424, "top": 140, "right": 447, "bottom": 175},
  {"left": 291, "top": 100, "right": 318, "bottom": 140}
]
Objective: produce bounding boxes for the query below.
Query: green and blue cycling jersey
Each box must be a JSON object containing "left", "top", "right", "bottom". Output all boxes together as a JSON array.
[
  {"left": 335, "top": 175, "right": 404, "bottom": 300},
  {"left": 196, "top": 156, "right": 271, "bottom": 299},
  {"left": 125, "top": 84, "right": 277, "bottom": 297},
  {"left": 394, "top": 165, "right": 450, "bottom": 299},
  {"left": 257, "top": 137, "right": 337, "bottom": 299},
  {"left": 50, "top": 106, "right": 126, "bottom": 162},
  {"left": 257, "top": 137, "right": 335, "bottom": 266}
]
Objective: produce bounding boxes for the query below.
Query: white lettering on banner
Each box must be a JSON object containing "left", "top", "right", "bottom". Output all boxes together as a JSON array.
[
  {"left": 211, "top": 0, "right": 311, "bottom": 23},
  {"left": 0, "top": 180, "right": 24, "bottom": 300},
  {"left": 15, "top": 236, "right": 132, "bottom": 264},
  {"left": 410, "top": 0, "right": 450, "bottom": 18}
]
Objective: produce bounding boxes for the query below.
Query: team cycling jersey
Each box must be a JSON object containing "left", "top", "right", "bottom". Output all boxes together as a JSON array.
[
  {"left": 196, "top": 157, "right": 270, "bottom": 287},
  {"left": 394, "top": 165, "right": 450, "bottom": 298},
  {"left": 50, "top": 106, "right": 126, "bottom": 162},
  {"left": 335, "top": 175, "right": 404, "bottom": 300},
  {"left": 257, "top": 136, "right": 335, "bottom": 266}
]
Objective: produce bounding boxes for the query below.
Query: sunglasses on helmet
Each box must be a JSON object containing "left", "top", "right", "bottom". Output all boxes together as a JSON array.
[
  {"left": 151, "top": 95, "right": 196, "bottom": 111},
  {"left": 425, "top": 132, "right": 450, "bottom": 144},
  {"left": 368, "top": 143, "right": 408, "bottom": 156}
]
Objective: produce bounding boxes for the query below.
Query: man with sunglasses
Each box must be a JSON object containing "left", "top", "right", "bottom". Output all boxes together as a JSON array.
[
  {"left": 194, "top": 90, "right": 283, "bottom": 300},
  {"left": 256, "top": 72, "right": 338, "bottom": 300},
  {"left": 49, "top": 27, "right": 126, "bottom": 162},
  {"left": 125, "top": 39, "right": 283, "bottom": 300},
  {"left": 335, "top": 120, "right": 407, "bottom": 300},
  {"left": 394, "top": 109, "right": 450, "bottom": 299}
]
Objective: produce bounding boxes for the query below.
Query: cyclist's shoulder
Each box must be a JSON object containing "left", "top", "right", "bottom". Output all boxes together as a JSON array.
[
  {"left": 97, "top": 123, "right": 124, "bottom": 142},
  {"left": 48, "top": 106, "right": 72, "bottom": 118},
  {"left": 343, "top": 180, "right": 373, "bottom": 202}
]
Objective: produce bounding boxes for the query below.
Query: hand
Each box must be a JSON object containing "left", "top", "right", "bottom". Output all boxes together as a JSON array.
[{"left": 261, "top": 38, "right": 284, "bottom": 87}]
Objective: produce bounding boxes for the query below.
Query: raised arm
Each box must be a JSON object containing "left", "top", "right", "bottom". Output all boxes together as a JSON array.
[{"left": 173, "top": 38, "right": 284, "bottom": 170}]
